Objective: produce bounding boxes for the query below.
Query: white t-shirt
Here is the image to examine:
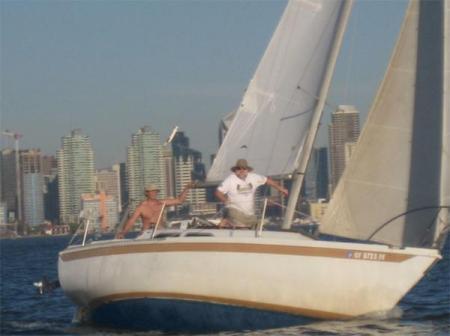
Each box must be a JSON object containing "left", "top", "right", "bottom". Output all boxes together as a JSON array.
[{"left": 217, "top": 172, "right": 267, "bottom": 215}]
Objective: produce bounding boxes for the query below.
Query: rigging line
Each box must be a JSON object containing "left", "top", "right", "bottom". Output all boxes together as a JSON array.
[
  {"left": 419, "top": 208, "right": 443, "bottom": 247},
  {"left": 280, "top": 85, "right": 340, "bottom": 122},
  {"left": 366, "top": 205, "right": 450, "bottom": 242},
  {"left": 269, "top": 200, "right": 314, "bottom": 221},
  {"left": 277, "top": 4, "right": 343, "bottom": 175},
  {"left": 343, "top": 0, "right": 357, "bottom": 102},
  {"left": 280, "top": 107, "right": 313, "bottom": 122}
]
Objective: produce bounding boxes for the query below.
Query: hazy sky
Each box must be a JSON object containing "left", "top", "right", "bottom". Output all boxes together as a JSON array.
[{"left": 1, "top": 0, "right": 407, "bottom": 168}]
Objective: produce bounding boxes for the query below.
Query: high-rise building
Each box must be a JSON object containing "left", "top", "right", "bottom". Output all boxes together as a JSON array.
[
  {"left": 20, "top": 149, "right": 45, "bottom": 228},
  {"left": 127, "top": 126, "right": 166, "bottom": 211},
  {"left": 174, "top": 155, "right": 206, "bottom": 208},
  {"left": 96, "top": 166, "right": 121, "bottom": 212},
  {"left": 41, "top": 155, "right": 57, "bottom": 176},
  {"left": 119, "top": 162, "right": 128, "bottom": 211},
  {"left": 162, "top": 145, "right": 175, "bottom": 198},
  {"left": 0, "top": 149, "right": 18, "bottom": 221},
  {"left": 57, "top": 129, "right": 96, "bottom": 224},
  {"left": 23, "top": 173, "right": 45, "bottom": 227},
  {"left": 43, "top": 174, "right": 59, "bottom": 223},
  {"left": 328, "top": 105, "right": 360, "bottom": 192},
  {"left": 0, "top": 202, "right": 6, "bottom": 224},
  {"left": 41, "top": 154, "right": 59, "bottom": 223},
  {"left": 81, "top": 192, "right": 118, "bottom": 232},
  {"left": 315, "top": 147, "right": 329, "bottom": 200},
  {"left": 21, "top": 149, "right": 41, "bottom": 174},
  {"left": 304, "top": 147, "right": 329, "bottom": 201},
  {"left": 172, "top": 131, "right": 206, "bottom": 211}
]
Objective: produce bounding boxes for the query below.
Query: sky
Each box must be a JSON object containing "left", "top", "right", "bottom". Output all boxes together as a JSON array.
[{"left": 1, "top": 0, "right": 408, "bottom": 169}]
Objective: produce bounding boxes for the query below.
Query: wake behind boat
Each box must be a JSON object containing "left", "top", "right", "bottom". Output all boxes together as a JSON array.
[{"left": 58, "top": 0, "right": 449, "bottom": 332}]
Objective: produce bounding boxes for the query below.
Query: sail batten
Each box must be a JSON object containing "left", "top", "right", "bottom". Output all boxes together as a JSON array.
[
  {"left": 207, "top": 0, "right": 347, "bottom": 182},
  {"left": 321, "top": 0, "right": 449, "bottom": 248}
]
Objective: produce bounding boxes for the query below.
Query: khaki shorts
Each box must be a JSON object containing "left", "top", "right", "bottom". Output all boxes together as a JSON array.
[{"left": 225, "top": 207, "right": 258, "bottom": 228}]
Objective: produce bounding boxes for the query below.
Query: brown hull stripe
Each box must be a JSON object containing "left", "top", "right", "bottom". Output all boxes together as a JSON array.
[
  {"left": 60, "top": 242, "right": 414, "bottom": 262},
  {"left": 89, "top": 291, "right": 352, "bottom": 320}
]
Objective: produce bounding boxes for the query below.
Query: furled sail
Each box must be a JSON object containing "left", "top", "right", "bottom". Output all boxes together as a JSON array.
[
  {"left": 207, "top": 0, "right": 347, "bottom": 182},
  {"left": 321, "top": 0, "right": 449, "bottom": 248}
]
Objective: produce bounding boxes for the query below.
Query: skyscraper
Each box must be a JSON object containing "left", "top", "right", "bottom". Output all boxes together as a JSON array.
[
  {"left": 127, "top": 126, "right": 166, "bottom": 211},
  {"left": 172, "top": 131, "right": 206, "bottom": 210},
  {"left": 328, "top": 105, "right": 360, "bottom": 192},
  {"left": 119, "top": 162, "right": 128, "bottom": 211},
  {"left": 41, "top": 155, "right": 59, "bottom": 223},
  {"left": 0, "top": 149, "right": 18, "bottom": 221},
  {"left": 162, "top": 144, "right": 175, "bottom": 198},
  {"left": 315, "top": 147, "right": 329, "bottom": 200},
  {"left": 21, "top": 149, "right": 44, "bottom": 228},
  {"left": 304, "top": 147, "right": 329, "bottom": 201},
  {"left": 23, "top": 173, "right": 44, "bottom": 228},
  {"left": 57, "top": 129, "right": 96, "bottom": 224}
]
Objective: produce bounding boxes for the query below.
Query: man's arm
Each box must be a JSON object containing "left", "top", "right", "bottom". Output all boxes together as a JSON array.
[
  {"left": 266, "top": 177, "right": 289, "bottom": 197},
  {"left": 164, "top": 182, "right": 194, "bottom": 206},
  {"left": 115, "top": 206, "right": 142, "bottom": 239},
  {"left": 215, "top": 189, "right": 228, "bottom": 204}
]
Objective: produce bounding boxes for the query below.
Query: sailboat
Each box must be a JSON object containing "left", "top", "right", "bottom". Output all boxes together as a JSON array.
[{"left": 58, "top": 0, "right": 449, "bottom": 331}]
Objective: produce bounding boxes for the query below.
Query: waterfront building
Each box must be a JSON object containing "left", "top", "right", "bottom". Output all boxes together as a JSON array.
[
  {"left": 0, "top": 148, "right": 49, "bottom": 229},
  {"left": 57, "top": 129, "right": 96, "bottom": 224},
  {"left": 328, "top": 105, "right": 360, "bottom": 192},
  {"left": 0, "top": 149, "right": 18, "bottom": 220},
  {"left": 0, "top": 202, "right": 6, "bottom": 224},
  {"left": 81, "top": 192, "right": 118, "bottom": 232},
  {"left": 43, "top": 174, "right": 59, "bottom": 223},
  {"left": 23, "top": 173, "right": 45, "bottom": 228},
  {"left": 20, "top": 149, "right": 45, "bottom": 228},
  {"left": 127, "top": 126, "right": 166, "bottom": 211},
  {"left": 40, "top": 154, "right": 59, "bottom": 223}
]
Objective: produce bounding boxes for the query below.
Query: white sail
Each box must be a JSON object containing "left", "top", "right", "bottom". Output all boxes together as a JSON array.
[
  {"left": 207, "top": 0, "right": 347, "bottom": 182},
  {"left": 321, "top": 0, "right": 449, "bottom": 248}
]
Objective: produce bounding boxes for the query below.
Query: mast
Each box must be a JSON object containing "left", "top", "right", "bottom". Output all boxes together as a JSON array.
[
  {"left": 282, "top": 0, "right": 353, "bottom": 229},
  {"left": 435, "top": 0, "right": 449, "bottom": 246}
]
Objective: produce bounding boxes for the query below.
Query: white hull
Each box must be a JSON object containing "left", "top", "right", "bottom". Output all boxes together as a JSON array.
[{"left": 58, "top": 229, "right": 440, "bottom": 329}]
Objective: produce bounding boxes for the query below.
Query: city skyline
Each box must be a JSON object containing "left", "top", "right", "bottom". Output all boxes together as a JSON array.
[{"left": 1, "top": 0, "right": 408, "bottom": 168}]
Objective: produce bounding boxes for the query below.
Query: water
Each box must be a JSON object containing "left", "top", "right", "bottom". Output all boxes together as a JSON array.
[{"left": 1, "top": 235, "right": 449, "bottom": 335}]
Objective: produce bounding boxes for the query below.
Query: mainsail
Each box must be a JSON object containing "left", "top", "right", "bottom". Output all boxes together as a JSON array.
[
  {"left": 321, "top": 0, "right": 450, "bottom": 248},
  {"left": 207, "top": 0, "right": 348, "bottom": 182}
]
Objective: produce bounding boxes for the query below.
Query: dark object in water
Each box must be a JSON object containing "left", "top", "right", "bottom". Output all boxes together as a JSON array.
[{"left": 33, "top": 276, "right": 60, "bottom": 295}]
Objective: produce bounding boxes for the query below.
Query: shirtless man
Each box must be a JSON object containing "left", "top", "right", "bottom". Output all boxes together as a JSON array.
[{"left": 115, "top": 182, "right": 193, "bottom": 239}]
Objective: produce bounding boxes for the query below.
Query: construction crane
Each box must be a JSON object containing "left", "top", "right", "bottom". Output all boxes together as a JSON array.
[{"left": 1, "top": 130, "right": 23, "bottom": 228}]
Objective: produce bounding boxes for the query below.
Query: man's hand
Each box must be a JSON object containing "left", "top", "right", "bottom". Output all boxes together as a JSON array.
[
  {"left": 115, "top": 231, "right": 125, "bottom": 239},
  {"left": 186, "top": 181, "right": 197, "bottom": 189}
]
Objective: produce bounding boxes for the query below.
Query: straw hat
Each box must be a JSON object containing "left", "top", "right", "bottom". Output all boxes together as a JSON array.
[
  {"left": 145, "top": 184, "right": 160, "bottom": 192},
  {"left": 231, "top": 159, "right": 253, "bottom": 172}
]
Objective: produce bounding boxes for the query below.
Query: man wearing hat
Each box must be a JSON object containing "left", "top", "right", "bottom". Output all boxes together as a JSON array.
[
  {"left": 115, "top": 182, "right": 194, "bottom": 239},
  {"left": 215, "top": 159, "right": 288, "bottom": 228}
]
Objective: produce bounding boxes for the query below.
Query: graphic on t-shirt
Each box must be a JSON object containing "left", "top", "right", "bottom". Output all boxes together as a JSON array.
[{"left": 236, "top": 183, "right": 253, "bottom": 194}]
